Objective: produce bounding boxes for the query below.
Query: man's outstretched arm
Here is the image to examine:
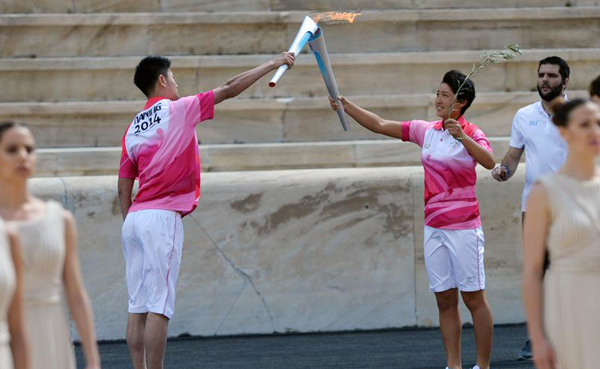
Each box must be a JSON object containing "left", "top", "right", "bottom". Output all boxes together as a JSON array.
[{"left": 213, "top": 52, "right": 295, "bottom": 105}]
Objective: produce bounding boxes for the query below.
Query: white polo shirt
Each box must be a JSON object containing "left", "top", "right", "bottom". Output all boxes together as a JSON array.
[{"left": 509, "top": 100, "right": 567, "bottom": 211}]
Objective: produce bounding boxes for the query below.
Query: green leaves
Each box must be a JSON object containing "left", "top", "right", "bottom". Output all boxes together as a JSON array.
[{"left": 446, "top": 44, "right": 523, "bottom": 121}]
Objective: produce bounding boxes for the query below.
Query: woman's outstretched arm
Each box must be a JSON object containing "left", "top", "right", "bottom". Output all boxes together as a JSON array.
[{"left": 329, "top": 96, "right": 403, "bottom": 139}]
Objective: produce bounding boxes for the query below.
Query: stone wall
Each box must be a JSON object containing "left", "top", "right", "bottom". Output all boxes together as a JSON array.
[
  {"left": 31, "top": 167, "right": 525, "bottom": 340},
  {"left": 2, "top": 0, "right": 597, "bottom": 13}
]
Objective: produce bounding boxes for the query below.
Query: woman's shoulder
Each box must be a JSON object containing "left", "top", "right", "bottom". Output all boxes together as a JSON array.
[
  {"left": 44, "top": 200, "right": 65, "bottom": 211},
  {"left": 41, "top": 200, "right": 73, "bottom": 224}
]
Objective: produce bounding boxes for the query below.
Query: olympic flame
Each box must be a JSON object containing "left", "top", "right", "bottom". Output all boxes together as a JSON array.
[
  {"left": 311, "top": 11, "right": 361, "bottom": 24},
  {"left": 269, "top": 12, "right": 360, "bottom": 131}
]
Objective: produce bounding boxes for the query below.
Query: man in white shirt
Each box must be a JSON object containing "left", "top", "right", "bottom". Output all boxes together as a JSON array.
[{"left": 491, "top": 56, "right": 570, "bottom": 360}]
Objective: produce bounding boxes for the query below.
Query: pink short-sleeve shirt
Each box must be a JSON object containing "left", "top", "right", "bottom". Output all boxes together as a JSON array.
[
  {"left": 119, "top": 91, "right": 215, "bottom": 216},
  {"left": 401, "top": 116, "right": 493, "bottom": 230}
]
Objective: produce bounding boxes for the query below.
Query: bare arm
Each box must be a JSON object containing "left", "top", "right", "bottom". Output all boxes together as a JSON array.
[
  {"left": 213, "top": 52, "right": 295, "bottom": 105},
  {"left": 7, "top": 227, "right": 30, "bottom": 369},
  {"left": 461, "top": 135, "right": 496, "bottom": 169},
  {"left": 522, "top": 184, "right": 557, "bottom": 369},
  {"left": 117, "top": 177, "right": 134, "bottom": 220},
  {"left": 445, "top": 119, "right": 495, "bottom": 169},
  {"left": 330, "top": 96, "right": 403, "bottom": 139},
  {"left": 493, "top": 146, "right": 524, "bottom": 181},
  {"left": 62, "top": 211, "right": 101, "bottom": 369}
]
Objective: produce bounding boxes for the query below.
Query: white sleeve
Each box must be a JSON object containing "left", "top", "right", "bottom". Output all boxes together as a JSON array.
[{"left": 508, "top": 112, "right": 524, "bottom": 149}]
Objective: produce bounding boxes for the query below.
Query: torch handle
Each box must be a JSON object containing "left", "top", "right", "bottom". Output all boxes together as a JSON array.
[
  {"left": 269, "top": 64, "right": 289, "bottom": 87},
  {"left": 335, "top": 103, "right": 350, "bottom": 131},
  {"left": 269, "top": 28, "right": 315, "bottom": 88}
]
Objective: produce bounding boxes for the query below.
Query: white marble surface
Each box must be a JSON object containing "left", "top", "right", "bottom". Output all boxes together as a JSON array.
[
  {"left": 2, "top": 49, "right": 598, "bottom": 103},
  {"left": 4, "top": 91, "right": 591, "bottom": 147},
  {"left": 31, "top": 167, "right": 525, "bottom": 340},
  {"left": 1, "top": 0, "right": 593, "bottom": 13},
  {"left": 2, "top": 9, "right": 600, "bottom": 57}
]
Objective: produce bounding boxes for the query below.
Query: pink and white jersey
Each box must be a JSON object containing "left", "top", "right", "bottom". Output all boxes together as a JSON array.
[
  {"left": 119, "top": 92, "right": 215, "bottom": 216},
  {"left": 401, "top": 117, "right": 492, "bottom": 230}
]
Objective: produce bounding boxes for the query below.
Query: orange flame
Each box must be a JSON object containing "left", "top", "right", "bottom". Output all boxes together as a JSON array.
[{"left": 311, "top": 11, "right": 361, "bottom": 24}]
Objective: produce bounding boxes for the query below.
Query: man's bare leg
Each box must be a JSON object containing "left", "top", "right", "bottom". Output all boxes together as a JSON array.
[
  {"left": 145, "top": 313, "right": 169, "bottom": 369},
  {"left": 127, "top": 313, "right": 148, "bottom": 369}
]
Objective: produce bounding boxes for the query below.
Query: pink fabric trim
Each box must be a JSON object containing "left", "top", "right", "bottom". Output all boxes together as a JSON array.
[
  {"left": 427, "top": 218, "right": 481, "bottom": 230},
  {"left": 198, "top": 92, "right": 215, "bottom": 122},
  {"left": 129, "top": 191, "right": 196, "bottom": 214},
  {"left": 145, "top": 96, "right": 168, "bottom": 109},
  {"left": 476, "top": 231, "right": 482, "bottom": 290},
  {"left": 401, "top": 121, "right": 411, "bottom": 142}
]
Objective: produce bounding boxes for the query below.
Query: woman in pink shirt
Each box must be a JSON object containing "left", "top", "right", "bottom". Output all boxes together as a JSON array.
[{"left": 330, "top": 70, "right": 495, "bottom": 369}]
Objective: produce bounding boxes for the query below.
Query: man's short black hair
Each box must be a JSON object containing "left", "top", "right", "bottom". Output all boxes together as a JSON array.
[
  {"left": 589, "top": 74, "right": 600, "bottom": 98},
  {"left": 134, "top": 56, "right": 172, "bottom": 97},
  {"left": 538, "top": 56, "right": 570, "bottom": 81},
  {"left": 442, "top": 70, "right": 476, "bottom": 116}
]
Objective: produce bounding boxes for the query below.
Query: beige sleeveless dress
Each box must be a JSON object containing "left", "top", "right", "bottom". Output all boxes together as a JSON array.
[
  {"left": 0, "top": 219, "right": 16, "bottom": 369},
  {"left": 538, "top": 172, "right": 600, "bottom": 368},
  {"left": 16, "top": 201, "right": 76, "bottom": 369}
]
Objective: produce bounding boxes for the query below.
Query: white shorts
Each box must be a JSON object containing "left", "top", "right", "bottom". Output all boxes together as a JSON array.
[
  {"left": 424, "top": 225, "right": 485, "bottom": 293},
  {"left": 121, "top": 209, "right": 184, "bottom": 319}
]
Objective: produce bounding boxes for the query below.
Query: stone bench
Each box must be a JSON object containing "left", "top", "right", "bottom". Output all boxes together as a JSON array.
[
  {"left": 1, "top": 0, "right": 589, "bottom": 14},
  {"left": 32, "top": 167, "right": 526, "bottom": 340},
  {"left": 2, "top": 91, "right": 588, "bottom": 147},
  {"left": 0, "top": 48, "right": 597, "bottom": 102},
  {"left": 34, "top": 138, "right": 518, "bottom": 177},
  {"left": 1, "top": 8, "right": 599, "bottom": 57}
]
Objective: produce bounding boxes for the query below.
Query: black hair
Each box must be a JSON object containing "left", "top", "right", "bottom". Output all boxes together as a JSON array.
[
  {"left": 442, "top": 70, "right": 476, "bottom": 116},
  {"left": 589, "top": 74, "right": 600, "bottom": 98},
  {"left": 0, "top": 121, "right": 26, "bottom": 142},
  {"left": 133, "top": 56, "right": 172, "bottom": 97},
  {"left": 538, "top": 56, "right": 570, "bottom": 81},
  {"left": 551, "top": 98, "right": 588, "bottom": 127}
]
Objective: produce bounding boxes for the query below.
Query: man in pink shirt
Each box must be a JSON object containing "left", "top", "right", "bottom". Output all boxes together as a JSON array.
[
  {"left": 118, "top": 52, "right": 294, "bottom": 369},
  {"left": 330, "top": 70, "right": 495, "bottom": 369}
]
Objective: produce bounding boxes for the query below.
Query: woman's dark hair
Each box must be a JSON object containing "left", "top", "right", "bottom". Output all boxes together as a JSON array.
[
  {"left": 0, "top": 121, "right": 26, "bottom": 142},
  {"left": 134, "top": 56, "right": 172, "bottom": 97},
  {"left": 551, "top": 98, "right": 588, "bottom": 127},
  {"left": 442, "top": 70, "right": 476, "bottom": 116}
]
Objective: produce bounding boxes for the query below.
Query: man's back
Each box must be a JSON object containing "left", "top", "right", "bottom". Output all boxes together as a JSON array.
[{"left": 119, "top": 92, "right": 215, "bottom": 215}]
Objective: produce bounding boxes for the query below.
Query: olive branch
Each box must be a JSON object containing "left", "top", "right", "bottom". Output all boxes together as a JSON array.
[{"left": 447, "top": 44, "right": 524, "bottom": 139}]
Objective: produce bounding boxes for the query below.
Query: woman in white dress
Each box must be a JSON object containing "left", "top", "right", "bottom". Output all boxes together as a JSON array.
[
  {"left": 0, "top": 220, "right": 29, "bottom": 369},
  {"left": 523, "top": 99, "right": 600, "bottom": 369},
  {"left": 0, "top": 121, "right": 101, "bottom": 369}
]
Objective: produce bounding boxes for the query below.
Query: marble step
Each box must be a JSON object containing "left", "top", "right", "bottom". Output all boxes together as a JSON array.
[
  {"left": 1, "top": 8, "right": 600, "bottom": 57},
  {"left": 0, "top": 48, "right": 597, "bottom": 103},
  {"left": 34, "top": 137, "right": 519, "bottom": 177},
  {"left": 2, "top": 91, "right": 588, "bottom": 147},
  {"left": 3, "top": 0, "right": 596, "bottom": 14}
]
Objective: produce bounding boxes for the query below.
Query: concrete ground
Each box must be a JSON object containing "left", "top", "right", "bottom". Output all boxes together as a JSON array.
[{"left": 76, "top": 324, "right": 534, "bottom": 369}]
